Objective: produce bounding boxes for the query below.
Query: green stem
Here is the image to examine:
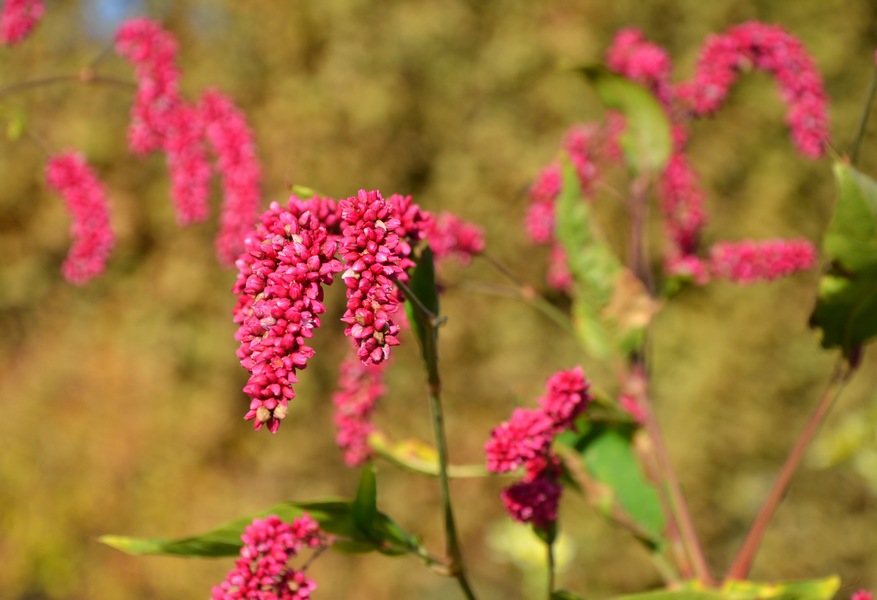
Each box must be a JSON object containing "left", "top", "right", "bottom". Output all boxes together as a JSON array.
[
  {"left": 850, "top": 66, "right": 877, "bottom": 166},
  {"left": 0, "top": 72, "right": 136, "bottom": 99},
  {"left": 397, "top": 279, "right": 478, "bottom": 600},
  {"left": 546, "top": 540, "right": 556, "bottom": 599},
  {"left": 725, "top": 362, "right": 853, "bottom": 581}
]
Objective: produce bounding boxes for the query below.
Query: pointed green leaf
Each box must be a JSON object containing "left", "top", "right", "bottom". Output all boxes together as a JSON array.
[
  {"left": 558, "top": 422, "right": 665, "bottom": 543},
  {"left": 369, "top": 432, "right": 489, "bottom": 478},
  {"left": 826, "top": 162, "right": 877, "bottom": 273},
  {"left": 579, "top": 65, "right": 672, "bottom": 174},
  {"left": 402, "top": 244, "right": 440, "bottom": 371},
  {"left": 352, "top": 465, "right": 378, "bottom": 535},
  {"left": 555, "top": 157, "right": 621, "bottom": 358},
  {"left": 100, "top": 498, "right": 421, "bottom": 559}
]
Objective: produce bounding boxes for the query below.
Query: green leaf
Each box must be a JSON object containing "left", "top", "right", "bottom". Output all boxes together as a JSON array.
[
  {"left": 551, "top": 591, "right": 585, "bottom": 600},
  {"left": 579, "top": 65, "right": 672, "bottom": 174},
  {"left": 825, "top": 162, "right": 877, "bottom": 273},
  {"left": 555, "top": 158, "right": 621, "bottom": 358},
  {"left": 810, "top": 272, "right": 877, "bottom": 357},
  {"left": 402, "top": 244, "right": 440, "bottom": 370},
  {"left": 6, "top": 109, "right": 26, "bottom": 141},
  {"left": 352, "top": 465, "right": 378, "bottom": 535},
  {"left": 558, "top": 422, "right": 665, "bottom": 543},
  {"left": 369, "top": 432, "right": 488, "bottom": 478},
  {"left": 720, "top": 575, "right": 840, "bottom": 600},
  {"left": 100, "top": 498, "right": 421, "bottom": 559}
]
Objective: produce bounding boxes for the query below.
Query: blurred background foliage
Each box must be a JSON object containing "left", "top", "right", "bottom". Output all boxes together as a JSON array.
[{"left": 1, "top": 0, "right": 877, "bottom": 598}]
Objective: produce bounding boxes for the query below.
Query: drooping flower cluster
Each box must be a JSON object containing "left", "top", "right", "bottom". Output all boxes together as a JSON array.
[
  {"left": 233, "top": 200, "right": 343, "bottom": 432},
  {"left": 425, "top": 212, "right": 486, "bottom": 265},
  {"left": 0, "top": 0, "right": 43, "bottom": 46},
  {"left": 679, "top": 22, "right": 830, "bottom": 159},
  {"left": 332, "top": 352, "right": 387, "bottom": 467},
  {"left": 115, "top": 19, "right": 262, "bottom": 245},
  {"left": 527, "top": 23, "right": 825, "bottom": 291},
  {"left": 485, "top": 367, "right": 592, "bottom": 529},
  {"left": 201, "top": 88, "right": 263, "bottom": 265},
  {"left": 45, "top": 152, "right": 115, "bottom": 285},
  {"left": 338, "top": 190, "right": 426, "bottom": 365},
  {"left": 212, "top": 513, "right": 330, "bottom": 600}
]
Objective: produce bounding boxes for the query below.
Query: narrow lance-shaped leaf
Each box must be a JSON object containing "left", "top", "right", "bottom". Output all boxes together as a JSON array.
[
  {"left": 578, "top": 65, "right": 672, "bottom": 175},
  {"left": 352, "top": 465, "right": 379, "bottom": 536},
  {"left": 402, "top": 244, "right": 440, "bottom": 374}
]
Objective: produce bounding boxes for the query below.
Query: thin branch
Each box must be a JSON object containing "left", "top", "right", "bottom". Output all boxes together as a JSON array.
[{"left": 725, "top": 361, "right": 853, "bottom": 581}]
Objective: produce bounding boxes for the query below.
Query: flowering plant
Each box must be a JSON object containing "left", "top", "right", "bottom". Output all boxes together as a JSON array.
[{"left": 3, "top": 5, "right": 877, "bottom": 600}]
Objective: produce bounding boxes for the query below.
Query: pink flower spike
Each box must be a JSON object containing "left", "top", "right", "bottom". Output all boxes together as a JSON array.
[
  {"left": 709, "top": 239, "right": 816, "bottom": 284},
  {"left": 0, "top": 0, "right": 43, "bottom": 46},
  {"left": 605, "top": 27, "right": 675, "bottom": 109},
  {"left": 485, "top": 408, "right": 556, "bottom": 474},
  {"left": 852, "top": 591, "right": 873, "bottom": 600},
  {"left": 45, "top": 152, "right": 115, "bottom": 285},
  {"left": 338, "top": 190, "right": 408, "bottom": 365},
  {"left": 539, "top": 366, "right": 592, "bottom": 428},
  {"left": 333, "top": 353, "right": 387, "bottom": 467},
  {"left": 163, "top": 102, "right": 211, "bottom": 226},
  {"left": 679, "top": 21, "right": 830, "bottom": 158},
  {"left": 426, "top": 212, "right": 486, "bottom": 265},
  {"left": 212, "top": 513, "right": 330, "bottom": 600},
  {"left": 200, "top": 89, "right": 263, "bottom": 265},
  {"left": 233, "top": 201, "right": 344, "bottom": 432}
]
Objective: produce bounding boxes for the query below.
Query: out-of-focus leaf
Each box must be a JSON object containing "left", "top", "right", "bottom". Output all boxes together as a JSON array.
[
  {"left": 825, "top": 162, "right": 877, "bottom": 273},
  {"left": 557, "top": 422, "right": 665, "bottom": 543},
  {"left": 369, "top": 432, "right": 488, "bottom": 478},
  {"left": 552, "top": 591, "right": 584, "bottom": 600},
  {"left": 555, "top": 158, "right": 620, "bottom": 358},
  {"left": 601, "top": 268, "right": 661, "bottom": 354},
  {"left": 6, "top": 109, "right": 26, "bottom": 141},
  {"left": 810, "top": 273, "right": 877, "bottom": 357},
  {"left": 100, "top": 498, "right": 421, "bottom": 558},
  {"left": 720, "top": 575, "right": 840, "bottom": 600},
  {"left": 352, "top": 465, "right": 378, "bottom": 535},
  {"left": 578, "top": 65, "right": 672, "bottom": 174},
  {"left": 613, "top": 591, "right": 722, "bottom": 600}
]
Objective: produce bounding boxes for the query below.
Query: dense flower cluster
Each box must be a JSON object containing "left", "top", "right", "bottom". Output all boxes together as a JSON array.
[
  {"left": 485, "top": 367, "right": 592, "bottom": 529},
  {"left": 162, "top": 103, "right": 211, "bottom": 225},
  {"left": 45, "top": 152, "right": 115, "bottom": 284},
  {"left": 679, "top": 22, "right": 830, "bottom": 158},
  {"left": 0, "top": 0, "right": 43, "bottom": 46},
  {"left": 212, "top": 514, "right": 329, "bottom": 600},
  {"left": 201, "top": 88, "right": 263, "bottom": 265},
  {"left": 233, "top": 200, "right": 343, "bottom": 432},
  {"left": 708, "top": 239, "right": 816, "bottom": 284},
  {"left": 852, "top": 590, "right": 873, "bottom": 600},
  {"left": 333, "top": 353, "right": 387, "bottom": 466},
  {"left": 338, "top": 190, "right": 417, "bottom": 365},
  {"left": 605, "top": 27, "right": 675, "bottom": 109},
  {"left": 425, "top": 212, "right": 486, "bottom": 265}
]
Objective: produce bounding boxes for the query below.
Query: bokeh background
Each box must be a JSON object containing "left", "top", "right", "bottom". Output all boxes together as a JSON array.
[{"left": 2, "top": 1, "right": 877, "bottom": 598}]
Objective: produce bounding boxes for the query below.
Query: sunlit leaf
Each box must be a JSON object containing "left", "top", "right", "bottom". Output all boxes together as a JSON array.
[
  {"left": 578, "top": 65, "right": 672, "bottom": 174},
  {"left": 352, "top": 465, "right": 378, "bottom": 535},
  {"left": 369, "top": 432, "right": 488, "bottom": 478},
  {"left": 825, "top": 162, "right": 877, "bottom": 273}
]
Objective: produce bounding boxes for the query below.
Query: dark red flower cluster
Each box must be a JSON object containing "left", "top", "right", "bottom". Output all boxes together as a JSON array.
[
  {"left": 45, "top": 152, "right": 115, "bottom": 285},
  {"left": 233, "top": 200, "right": 343, "bottom": 432},
  {"left": 0, "top": 0, "right": 43, "bottom": 46},
  {"left": 212, "top": 514, "right": 329, "bottom": 600},
  {"left": 485, "top": 367, "right": 592, "bottom": 529}
]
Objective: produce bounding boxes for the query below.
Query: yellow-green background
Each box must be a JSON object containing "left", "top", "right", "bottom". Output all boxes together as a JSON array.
[{"left": 1, "top": 1, "right": 877, "bottom": 598}]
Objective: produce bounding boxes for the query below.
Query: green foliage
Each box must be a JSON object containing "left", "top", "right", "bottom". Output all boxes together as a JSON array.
[
  {"left": 810, "top": 161, "right": 877, "bottom": 358},
  {"left": 557, "top": 421, "right": 666, "bottom": 545},
  {"left": 578, "top": 66, "right": 672, "bottom": 175},
  {"left": 613, "top": 576, "right": 839, "bottom": 600},
  {"left": 402, "top": 244, "right": 440, "bottom": 375}
]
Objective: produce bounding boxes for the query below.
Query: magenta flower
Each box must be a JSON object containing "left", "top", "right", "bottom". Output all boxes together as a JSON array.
[
  {"left": 486, "top": 367, "right": 593, "bottom": 529},
  {"left": 114, "top": 18, "right": 182, "bottom": 155},
  {"left": 338, "top": 190, "right": 409, "bottom": 365},
  {"left": 201, "top": 89, "right": 263, "bottom": 265},
  {"left": 679, "top": 21, "right": 830, "bottom": 158},
  {"left": 163, "top": 102, "right": 211, "bottom": 225},
  {"left": 708, "top": 239, "right": 816, "bottom": 283},
  {"left": 659, "top": 153, "right": 707, "bottom": 257},
  {"left": 426, "top": 212, "right": 486, "bottom": 265},
  {"left": 0, "top": 0, "right": 43, "bottom": 46},
  {"left": 233, "top": 201, "right": 343, "bottom": 432},
  {"left": 333, "top": 353, "right": 387, "bottom": 467},
  {"left": 606, "top": 27, "right": 675, "bottom": 109},
  {"left": 212, "top": 513, "right": 329, "bottom": 600},
  {"left": 852, "top": 591, "right": 873, "bottom": 600},
  {"left": 45, "top": 152, "right": 115, "bottom": 285}
]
